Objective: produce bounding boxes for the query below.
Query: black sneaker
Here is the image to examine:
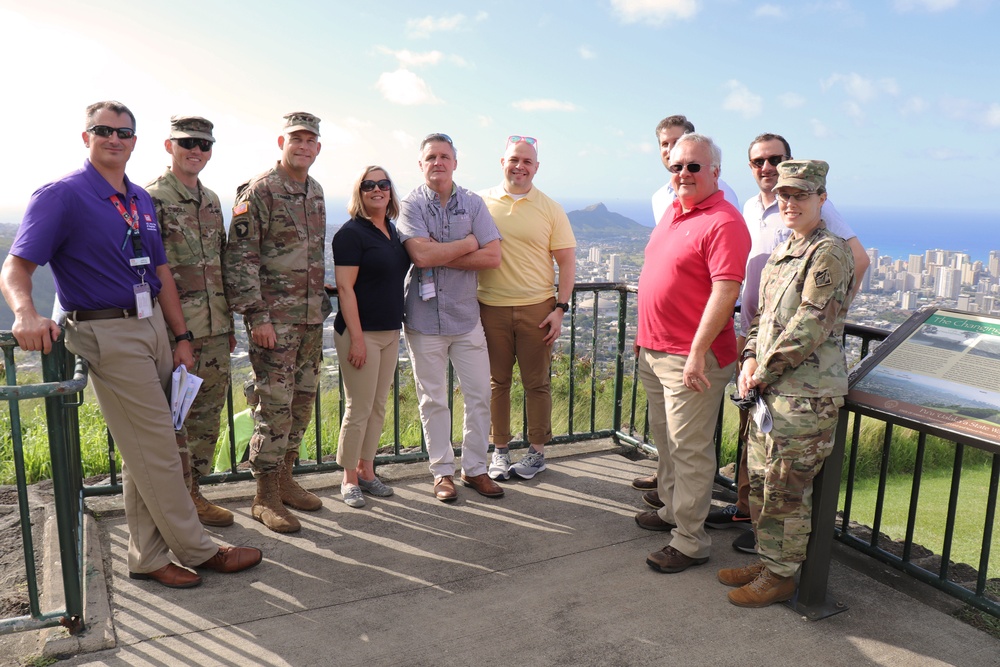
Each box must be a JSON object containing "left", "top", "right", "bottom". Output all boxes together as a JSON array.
[
  {"left": 732, "top": 530, "right": 757, "bottom": 554},
  {"left": 706, "top": 504, "right": 751, "bottom": 529}
]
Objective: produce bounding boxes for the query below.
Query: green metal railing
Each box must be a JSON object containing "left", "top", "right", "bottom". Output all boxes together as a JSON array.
[
  {"left": 2, "top": 283, "right": 998, "bottom": 636},
  {"left": 0, "top": 332, "right": 87, "bottom": 635}
]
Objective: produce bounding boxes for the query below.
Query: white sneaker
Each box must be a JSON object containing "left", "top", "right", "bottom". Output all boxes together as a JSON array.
[
  {"left": 510, "top": 449, "right": 547, "bottom": 480},
  {"left": 342, "top": 484, "right": 366, "bottom": 508},
  {"left": 488, "top": 451, "right": 511, "bottom": 481}
]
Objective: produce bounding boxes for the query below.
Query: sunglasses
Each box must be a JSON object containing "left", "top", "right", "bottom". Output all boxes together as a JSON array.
[
  {"left": 422, "top": 132, "right": 453, "bottom": 145},
  {"left": 668, "top": 162, "right": 704, "bottom": 174},
  {"left": 88, "top": 125, "right": 135, "bottom": 140},
  {"left": 506, "top": 135, "right": 538, "bottom": 147},
  {"left": 360, "top": 179, "right": 392, "bottom": 192},
  {"left": 750, "top": 155, "right": 787, "bottom": 169},
  {"left": 775, "top": 191, "right": 816, "bottom": 203},
  {"left": 175, "top": 137, "right": 213, "bottom": 151}
]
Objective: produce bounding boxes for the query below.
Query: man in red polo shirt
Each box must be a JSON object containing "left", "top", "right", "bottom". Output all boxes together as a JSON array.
[{"left": 634, "top": 133, "right": 750, "bottom": 574}]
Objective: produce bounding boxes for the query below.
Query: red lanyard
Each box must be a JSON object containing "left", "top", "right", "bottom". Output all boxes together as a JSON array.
[{"left": 110, "top": 194, "right": 139, "bottom": 232}]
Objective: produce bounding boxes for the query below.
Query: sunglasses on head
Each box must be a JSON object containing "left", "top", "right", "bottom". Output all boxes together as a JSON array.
[
  {"left": 88, "top": 125, "right": 135, "bottom": 140},
  {"left": 750, "top": 155, "right": 787, "bottom": 169},
  {"left": 506, "top": 135, "right": 537, "bottom": 147},
  {"left": 175, "top": 137, "right": 213, "bottom": 151},
  {"left": 360, "top": 179, "right": 392, "bottom": 192},
  {"left": 668, "top": 162, "right": 704, "bottom": 174}
]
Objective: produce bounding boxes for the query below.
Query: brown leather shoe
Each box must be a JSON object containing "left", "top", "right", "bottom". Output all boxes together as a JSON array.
[
  {"left": 129, "top": 562, "right": 202, "bottom": 589},
  {"left": 634, "top": 510, "right": 675, "bottom": 531},
  {"left": 434, "top": 476, "right": 458, "bottom": 502},
  {"left": 728, "top": 568, "right": 796, "bottom": 607},
  {"left": 196, "top": 546, "right": 263, "bottom": 574},
  {"left": 646, "top": 545, "right": 709, "bottom": 573},
  {"left": 642, "top": 490, "right": 664, "bottom": 509},
  {"left": 718, "top": 561, "right": 766, "bottom": 587},
  {"left": 461, "top": 473, "right": 505, "bottom": 498},
  {"left": 632, "top": 474, "right": 656, "bottom": 490}
]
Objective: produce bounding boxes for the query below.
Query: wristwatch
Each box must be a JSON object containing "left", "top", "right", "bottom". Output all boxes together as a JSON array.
[
  {"left": 554, "top": 302, "right": 570, "bottom": 313},
  {"left": 175, "top": 331, "right": 195, "bottom": 343},
  {"left": 739, "top": 349, "right": 756, "bottom": 363}
]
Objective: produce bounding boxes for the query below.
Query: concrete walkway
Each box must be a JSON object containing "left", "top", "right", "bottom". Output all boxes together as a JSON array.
[{"left": 29, "top": 443, "right": 1000, "bottom": 666}]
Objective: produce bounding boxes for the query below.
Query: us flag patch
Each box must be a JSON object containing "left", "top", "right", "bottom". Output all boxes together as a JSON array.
[{"left": 233, "top": 202, "right": 248, "bottom": 216}]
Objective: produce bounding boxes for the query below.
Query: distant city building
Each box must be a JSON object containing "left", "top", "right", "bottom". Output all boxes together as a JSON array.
[
  {"left": 989, "top": 250, "right": 999, "bottom": 278},
  {"left": 607, "top": 254, "right": 621, "bottom": 282},
  {"left": 936, "top": 267, "right": 961, "bottom": 299},
  {"left": 588, "top": 247, "right": 601, "bottom": 264},
  {"left": 862, "top": 248, "right": 879, "bottom": 292},
  {"left": 957, "top": 295, "right": 972, "bottom": 311},
  {"left": 907, "top": 254, "right": 924, "bottom": 275},
  {"left": 901, "top": 291, "right": 918, "bottom": 311}
]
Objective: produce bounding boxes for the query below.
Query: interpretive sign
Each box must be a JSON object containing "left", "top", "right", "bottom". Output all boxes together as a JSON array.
[{"left": 848, "top": 308, "right": 1000, "bottom": 451}]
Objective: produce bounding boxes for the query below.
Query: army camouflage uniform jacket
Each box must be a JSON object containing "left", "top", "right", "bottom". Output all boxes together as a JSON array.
[
  {"left": 146, "top": 169, "right": 232, "bottom": 338},
  {"left": 745, "top": 223, "right": 856, "bottom": 397},
  {"left": 223, "top": 161, "right": 332, "bottom": 327}
]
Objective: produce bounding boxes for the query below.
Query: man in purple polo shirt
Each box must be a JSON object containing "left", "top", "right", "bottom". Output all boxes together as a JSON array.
[{"left": 0, "top": 100, "right": 262, "bottom": 589}]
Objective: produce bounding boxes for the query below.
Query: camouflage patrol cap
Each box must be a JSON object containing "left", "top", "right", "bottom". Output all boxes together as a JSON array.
[
  {"left": 169, "top": 115, "right": 215, "bottom": 142},
  {"left": 283, "top": 112, "right": 321, "bottom": 136},
  {"left": 773, "top": 160, "right": 829, "bottom": 193}
]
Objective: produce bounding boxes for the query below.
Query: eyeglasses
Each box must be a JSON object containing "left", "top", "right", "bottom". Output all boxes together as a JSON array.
[
  {"left": 360, "top": 179, "right": 392, "bottom": 192},
  {"left": 775, "top": 191, "right": 816, "bottom": 203},
  {"left": 88, "top": 125, "right": 135, "bottom": 140},
  {"left": 174, "top": 137, "right": 213, "bottom": 151},
  {"left": 750, "top": 155, "right": 787, "bottom": 169},
  {"left": 668, "top": 162, "right": 703, "bottom": 174},
  {"left": 506, "top": 135, "right": 538, "bottom": 147}
]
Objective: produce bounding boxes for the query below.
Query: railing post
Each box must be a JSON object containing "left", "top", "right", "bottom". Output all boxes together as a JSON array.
[
  {"left": 611, "top": 285, "right": 627, "bottom": 441},
  {"left": 787, "top": 406, "right": 850, "bottom": 620},
  {"left": 41, "top": 338, "right": 85, "bottom": 633}
]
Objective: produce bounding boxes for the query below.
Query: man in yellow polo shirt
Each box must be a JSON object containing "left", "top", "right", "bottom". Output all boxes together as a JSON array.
[{"left": 478, "top": 135, "right": 576, "bottom": 480}]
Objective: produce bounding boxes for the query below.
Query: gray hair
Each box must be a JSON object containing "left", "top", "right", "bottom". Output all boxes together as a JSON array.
[{"left": 672, "top": 133, "right": 721, "bottom": 168}]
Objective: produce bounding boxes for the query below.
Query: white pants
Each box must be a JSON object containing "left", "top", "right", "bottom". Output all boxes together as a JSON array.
[{"left": 405, "top": 323, "right": 491, "bottom": 479}]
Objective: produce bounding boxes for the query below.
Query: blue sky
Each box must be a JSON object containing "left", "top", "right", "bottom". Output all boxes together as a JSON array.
[{"left": 1, "top": 0, "right": 998, "bottom": 224}]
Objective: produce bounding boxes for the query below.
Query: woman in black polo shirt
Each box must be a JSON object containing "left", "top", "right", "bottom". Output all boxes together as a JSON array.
[{"left": 332, "top": 166, "right": 411, "bottom": 508}]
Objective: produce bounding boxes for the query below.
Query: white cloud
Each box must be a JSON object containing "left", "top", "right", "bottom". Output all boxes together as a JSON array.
[
  {"left": 477, "top": 115, "right": 493, "bottom": 127},
  {"left": 392, "top": 130, "right": 415, "bottom": 149},
  {"left": 985, "top": 103, "right": 1000, "bottom": 127},
  {"left": 844, "top": 100, "right": 865, "bottom": 122},
  {"left": 822, "top": 72, "right": 899, "bottom": 103},
  {"left": 579, "top": 45, "right": 597, "bottom": 59},
  {"left": 900, "top": 96, "right": 927, "bottom": 115},
  {"left": 611, "top": 0, "right": 699, "bottom": 25},
  {"left": 376, "top": 69, "right": 441, "bottom": 105},
  {"left": 894, "top": 0, "right": 960, "bottom": 12},
  {"left": 630, "top": 142, "right": 654, "bottom": 154},
  {"left": 926, "top": 147, "right": 968, "bottom": 160},
  {"left": 779, "top": 92, "right": 806, "bottom": 108},
  {"left": 511, "top": 99, "right": 577, "bottom": 112},
  {"left": 345, "top": 117, "right": 373, "bottom": 129},
  {"left": 722, "top": 80, "right": 762, "bottom": 118},
  {"left": 810, "top": 118, "right": 833, "bottom": 139},
  {"left": 405, "top": 12, "right": 487, "bottom": 37},
  {"left": 376, "top": 46, "right": 467, "bottom": 68},
  {"left": 754, "top": 4, "right": 785, "bottom": 18}
]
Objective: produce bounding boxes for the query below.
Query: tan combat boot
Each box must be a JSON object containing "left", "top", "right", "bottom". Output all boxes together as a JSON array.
[
  {"left": 251, "top": 472, "right": 301, "bottom": 533},
  {"left": 727, "top": 567, "right": 796, "bottom": 607},
  {"left": 279, "top": 451, "right": 323, "bottom": 511},
  {"left": 191, "top": 476, "right": 235, "bottom": 527},
  {"left": 717, "top": 561, "right": 765, "bottom": 587}
]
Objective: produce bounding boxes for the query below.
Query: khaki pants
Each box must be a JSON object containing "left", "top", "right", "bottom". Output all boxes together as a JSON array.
[{"left": 65, "top": 307, "right": 217, "bottom": 573}]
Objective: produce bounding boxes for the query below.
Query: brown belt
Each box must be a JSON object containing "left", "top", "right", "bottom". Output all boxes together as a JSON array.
[{"left": 71, "top": 299, "right": 157, "bottom": 321}]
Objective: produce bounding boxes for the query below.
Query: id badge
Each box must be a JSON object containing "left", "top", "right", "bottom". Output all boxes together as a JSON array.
[{"left": 134, "top": 283, "right": 153, "bottom": 319}]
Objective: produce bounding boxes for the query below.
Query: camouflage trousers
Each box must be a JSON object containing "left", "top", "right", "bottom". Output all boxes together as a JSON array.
[
  {"left": 247, "top": 322, "right": 323, "bottom": 475},
  {"left": 174, "top": 332, "right": 232, "bottom": 479},
  {"left": 747, "top": 394, "right": 844, "bottom": 577}
]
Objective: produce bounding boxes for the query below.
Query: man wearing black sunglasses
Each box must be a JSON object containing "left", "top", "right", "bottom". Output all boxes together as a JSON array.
[
  {"left": 224, "top": 112, "right": 332, "bottom": 533},
  {"left": 705, "top": 132, "right": 871, "bottom": 554},
  {"left": 635, "top": 133, "right": 751, "bottom": 575},
  {"left": 650, "top": 115, "right": 741, "bottom": 227},
  {"left": 1, "top": 101, "right": 262, "bottom": 588},
  {"left": 146, "top": 116, "right": 235, "bottom": 528}
]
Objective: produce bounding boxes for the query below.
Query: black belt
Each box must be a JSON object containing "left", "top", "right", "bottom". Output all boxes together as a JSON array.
[{"left": 71, "top": 299, "right": 157, "bottom": 321}]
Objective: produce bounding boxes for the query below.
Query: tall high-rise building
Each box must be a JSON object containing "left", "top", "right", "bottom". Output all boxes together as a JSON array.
[
  {"left": 988, "top": 250, "right": 999, "bottom": 278},
  {"left": 936, "top": 267, "right": 961, "bottom": 299},
  {"left": 907, "top": 254, "right": 924, "bottom": 275},
  {"left": 901, "top": 291, "right": 918, "bottom": 310},
  {"left": 588, "top": 247, "right": 601, "bottom": 264},
  {"left": 862, "top": 248, "right": 879, "bottom": 292},
  {"left": 607, "top": 254, "right": 621, "bottom": 282}
]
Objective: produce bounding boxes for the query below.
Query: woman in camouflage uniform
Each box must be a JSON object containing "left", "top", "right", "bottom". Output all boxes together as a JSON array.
[{"left": 719, "top": 160, "right": 856, "bottom": 607}]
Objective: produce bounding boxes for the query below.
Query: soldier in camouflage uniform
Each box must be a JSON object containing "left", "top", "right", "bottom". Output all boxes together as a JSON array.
[
  {"left": 223, "top": 112, "right": 331, "bottom": 533},
  {"left": 719, "top": 160, "right": 856, "bottom": 607},
  {"left": 146, "top": 115, "right": 235, "bottom": 527}
]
